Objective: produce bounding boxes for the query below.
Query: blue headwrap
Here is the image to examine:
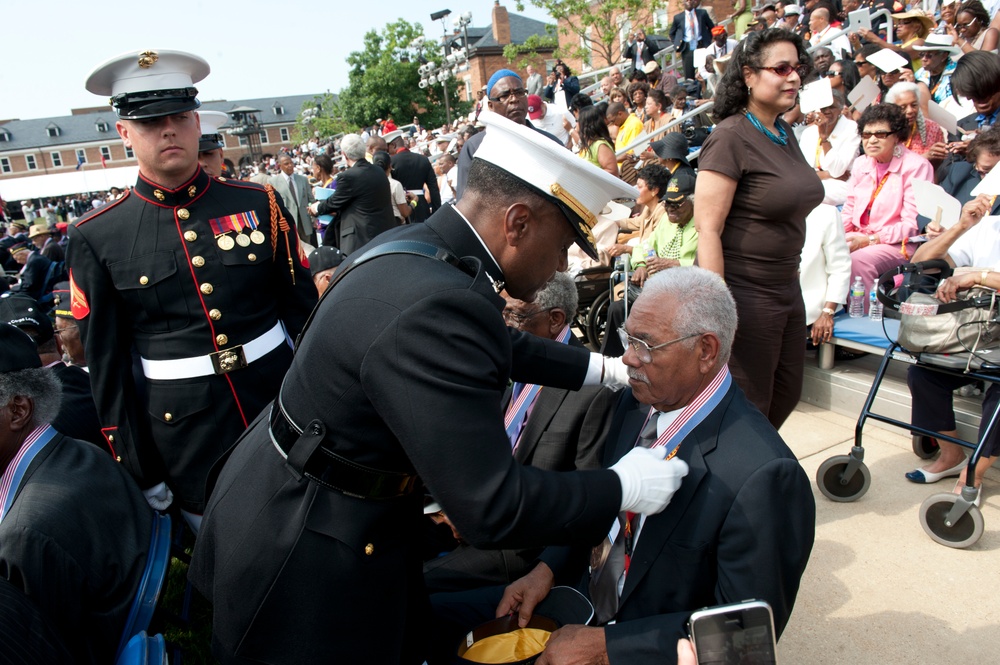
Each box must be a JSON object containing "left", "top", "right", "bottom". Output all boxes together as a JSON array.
[{"left": 486, "top": 69, "right": 522, "bottom": 97}]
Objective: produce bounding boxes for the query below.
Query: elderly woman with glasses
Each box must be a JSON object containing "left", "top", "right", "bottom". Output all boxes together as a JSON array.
[
  {"left": 798, "top": 90, "right": 861, "bottom": 206},
  {"left": 695, "top": 28, "right": 822, "bottom": 429},
  {"left": 841, "top": 104, "right": 934, "bottom": 312},
  {"left": 885, "top": 81, "right": 947, "bottom": 163}
]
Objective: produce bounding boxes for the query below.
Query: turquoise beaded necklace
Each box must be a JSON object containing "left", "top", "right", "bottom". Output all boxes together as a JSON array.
[{"left": 744, "top": 110, "right": 788, "bottom": 146}]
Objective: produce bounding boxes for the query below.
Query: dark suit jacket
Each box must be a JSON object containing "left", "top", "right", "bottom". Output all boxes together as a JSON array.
[
  {"left": 941, "top": 161, "right": 1000, "bottom": 212},
  {"left": 624, "top": 40, "right": 655, "bottom": 66},
  {"left": 50, "top": 362, "right": 104, "bottom": 449},
  {"left": 191, "top": 205, "right": 621, "bottom": 665},
  {"left": 669, "top": 9, "right": 714, "bottom": 52},
  {"left": 423, "top": 335, "right": 618, "bottom": 593},
  {"left": 318, "top": 159, "right": 396, "bottom": 254},
  {"left": 547, "top": 383, "right": 815, "bottom": 665},
  {"left": 12, "top": 251, "right": 52, "bottom": 301},
  {"left": 391, "top": 149, "right": 441, "bottom": 224},
  {"left": 0, "top": 429, "right": 152, "bottom": 665}
]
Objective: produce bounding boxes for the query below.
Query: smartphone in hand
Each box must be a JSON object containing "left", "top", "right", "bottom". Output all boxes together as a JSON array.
[{"left": 688, "top": 600, "right": 777, "bottom": 665}]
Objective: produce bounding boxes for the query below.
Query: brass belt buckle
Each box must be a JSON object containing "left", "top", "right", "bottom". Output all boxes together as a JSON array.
[{"left": 210, "top": 344, "right": 247, "bottom": 375}]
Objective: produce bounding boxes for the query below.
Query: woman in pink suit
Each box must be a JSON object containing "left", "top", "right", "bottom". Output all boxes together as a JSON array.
[{"left": 841, "top": 103, "right": 935, "bottom": 311}]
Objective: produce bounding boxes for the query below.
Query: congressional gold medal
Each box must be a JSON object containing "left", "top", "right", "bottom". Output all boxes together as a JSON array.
[
  {"left": 250, "top": 230, "right": 265, "bottom": 245},
  {"left": 217, "top": 235, "right": 235, "bottom": 251},
  {"left": 236, "top": 233, "right": 251, "bottom": 247}
]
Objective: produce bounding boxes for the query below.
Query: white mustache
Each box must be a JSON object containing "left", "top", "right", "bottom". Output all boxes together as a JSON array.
[{"left": 627, "top": 368, "right": 648, "bottom": 383}]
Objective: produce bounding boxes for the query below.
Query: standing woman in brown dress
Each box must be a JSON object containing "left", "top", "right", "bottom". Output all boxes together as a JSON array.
[{"left": 695, "top": 29, "right": 824, "bottom": 429}]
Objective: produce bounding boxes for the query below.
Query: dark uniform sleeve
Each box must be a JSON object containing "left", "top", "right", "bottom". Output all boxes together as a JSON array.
[
  {"left": 362, "top": 287, "right": 621, "bottom": 550},
  {"left": 423, "top": 159, "right": 441, "bottom": 214},
  {"left": 67, "top": 225, "right": 166, "bottom": 487}
]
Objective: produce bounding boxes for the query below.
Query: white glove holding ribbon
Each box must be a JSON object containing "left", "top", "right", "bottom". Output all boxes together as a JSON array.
[
  {"left": 142, "top": 482, "right": 175, "bottom": 511},
  {"left": 610, "top": 447, "right": 689, "bottom": 515},
  {"left": 601, "top": 356, "right": 631, "bottom": 390}
]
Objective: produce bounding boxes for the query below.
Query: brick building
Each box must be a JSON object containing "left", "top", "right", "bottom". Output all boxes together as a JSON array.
[
  {"left": 0, "top": 94, "right": 319, "bottom": 201},
  {"left": 446, "top": 2, "right": 557, "bottom": 103},
  {"left": 553, "top": 0, "right": 735, "bottom": 74}
]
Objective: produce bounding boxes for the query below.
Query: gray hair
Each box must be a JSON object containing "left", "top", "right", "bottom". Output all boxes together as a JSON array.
[
  {"left": 638, "top": 267, "right": 737, "bottom": 365},
  {"left": 532, "top": 272, "right": 579, "bottom": 320},
  {"left": 885, "top": 81, "right": 923, "bottom": 105},
  {"left": 0, "top": 368, "right": 63, "bottom": 425},
  {"left": 340, "top": 134, "right": 366, "bottom": 161}
]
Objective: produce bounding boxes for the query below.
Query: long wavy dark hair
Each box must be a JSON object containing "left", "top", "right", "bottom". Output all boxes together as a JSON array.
[
  {"left": 577, "top": 106, "right": 614, "bottom": 150},
  {"left": 713, "top": 28, "right": 812, "bottom": 120}
]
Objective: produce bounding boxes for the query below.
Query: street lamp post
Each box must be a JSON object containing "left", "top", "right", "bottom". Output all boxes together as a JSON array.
[{"left": 414, "top": 10, "right": 472, "bottom": 127}]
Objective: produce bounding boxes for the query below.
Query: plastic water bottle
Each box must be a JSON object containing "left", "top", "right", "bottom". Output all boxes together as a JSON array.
[
  {"left": 869, "top": 283, "right": 883, "bottom": 322},
  {"left": 848, "top": 276, "right": 865, "bottom": 318}
]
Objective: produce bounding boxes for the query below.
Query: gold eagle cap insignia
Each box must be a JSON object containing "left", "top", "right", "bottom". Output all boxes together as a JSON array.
[
  {"left": 138, "top": 50, "right": 159, "bottom": 69},
  {"left": 579, "top": 221, "right": 596, "bottom": 246}
]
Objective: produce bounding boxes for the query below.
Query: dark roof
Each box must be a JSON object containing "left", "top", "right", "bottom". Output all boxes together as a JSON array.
[
  {"left": 0, "top": 94, "right": 323, "bottom": 152},
  {"left": 472, "top": 12, "right": 554, "bottom": 49}
]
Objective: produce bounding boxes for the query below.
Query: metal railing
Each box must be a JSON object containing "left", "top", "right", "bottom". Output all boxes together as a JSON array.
[
  {"left": 580, "top": 44, "right": 681, "bottom": 101},
  {"left": 614, "top": 101, "right": 716, "bottom": 158}
]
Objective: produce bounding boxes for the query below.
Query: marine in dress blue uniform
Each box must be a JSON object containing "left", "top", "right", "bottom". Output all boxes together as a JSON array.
[{"left": 67, "top": 49, "right": 316, "bottom": 518}]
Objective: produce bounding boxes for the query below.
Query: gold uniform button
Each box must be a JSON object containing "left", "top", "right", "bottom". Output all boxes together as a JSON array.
[
  {"left": 248, "top": 253, "right": 257, "bottom": 262},
  {"left": 192, "top": 256, "right": 205, "bottom": 268},
  {"left": 218, "top": 176, "right": 227, "bottom": 182},
  {"left": 153, "top": 189, "right": 165, "bottom": 201},
  {"left": 177, "top": 208, "right": 190, "bottom": 220},
  {"left": 164, "top": 413, "right": 173, "bottom": 422},
  {"left": 209, "top": 309, "right": 222, "bottom": 321},
  {"left": 108, "top": 435, "right": 115, "bottom": 443},
  {"left": 184, "top": 230, "right": 197, "bottom": 242},
  {"left": 139, "top": 275, "right": 149, "bottom": 285},
  {"left": 116, "top": 455, "right": 122, "bottom": 463},
  {"left": 187, "top": 185, "right": 197, "bottom": 197},
  {"left": 200, "top": 283, "right": 214, "bottom": 295},
  {"left": 364, "top": 543, "right": 374, "bottom": 556},
  {"left": 216, "top": 334, "right": 228, "bottom": 346}
]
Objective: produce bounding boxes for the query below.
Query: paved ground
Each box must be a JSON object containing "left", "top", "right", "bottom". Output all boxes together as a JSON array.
[{"left": 776, "top": 403, "right": 997, "bottom": 664}]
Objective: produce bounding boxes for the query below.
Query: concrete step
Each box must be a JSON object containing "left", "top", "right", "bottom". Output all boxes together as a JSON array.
[{"left": 801, "top": 348, "right": 987, "bottom": 445}]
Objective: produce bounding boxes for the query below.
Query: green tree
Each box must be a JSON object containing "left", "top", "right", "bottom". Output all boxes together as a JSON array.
[
  {"left": 515, "top": 0, "right": 667, "bottom": 68},
  {"left": 502, "top": 32, "right": 560, "bottom": 70},
  {"left": 293, "top": 93, "right": 353, "bottom": 144},
  {"left": 337, "top": 18, "right": 467, "bottom": 130}
]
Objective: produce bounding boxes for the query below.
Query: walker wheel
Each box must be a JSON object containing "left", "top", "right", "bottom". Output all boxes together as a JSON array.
[
  {"left": 912, "top": 435, "right": 939, "bottom": 460},
  {"left": 817, "top": 455, "right": 871, "bottom": 502},
  {"left": 919, "top": 493, "right": 984, "bottom": 549}
]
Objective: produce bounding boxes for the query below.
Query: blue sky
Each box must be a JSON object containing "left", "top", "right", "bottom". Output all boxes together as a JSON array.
[{"left": 1, "top": 0, "right": 551, "bottom": 121}]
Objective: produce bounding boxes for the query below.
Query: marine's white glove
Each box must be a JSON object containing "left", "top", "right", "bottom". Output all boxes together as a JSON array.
[
  {"left": 610, "top": 447, "right": 689, "bottom": 515},
  {"left": 142, "top": 482, "right": 174, "bottom": 511}
]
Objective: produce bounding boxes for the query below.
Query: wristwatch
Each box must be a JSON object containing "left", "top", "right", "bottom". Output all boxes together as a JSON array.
[
  {"left": 868, "top": 234, "right": 878, "bottom": 245},
  {"left": 821, "top": 307, "right": 835, "bottom": 317}
]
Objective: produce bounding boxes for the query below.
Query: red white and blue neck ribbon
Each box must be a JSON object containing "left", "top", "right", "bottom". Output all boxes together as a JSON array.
[
  {"left": 637, "top": 365, "right": 731, "bottom": 457},
  {"left": 0, "top": 424, "right": 56, "bottom": 523},
  {"left": 504, "top": 325, "right": 573, "bottom": 450}
]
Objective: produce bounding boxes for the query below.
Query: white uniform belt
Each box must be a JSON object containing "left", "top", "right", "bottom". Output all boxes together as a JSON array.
[{"left": 140, "top": 322, "right": 285, "bottom": 380}]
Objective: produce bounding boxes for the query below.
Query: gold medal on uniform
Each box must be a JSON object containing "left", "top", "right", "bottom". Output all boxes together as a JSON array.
[
  {"left": 217, "top": 234, "right": 235, "bottom": 251},
  {"left": 236, "top": 233, "right": 251, "bottom": 247},
  {"left": 250, "top": 230, "right": 265, "bottom": 245}
]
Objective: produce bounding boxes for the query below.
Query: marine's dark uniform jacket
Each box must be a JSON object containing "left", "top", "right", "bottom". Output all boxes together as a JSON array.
[
  {"left": 190, "top": 204, "right": 622, "bottom": 664},
  {"left": 67, "top": 167, "right": 317, "bottom": 512}
]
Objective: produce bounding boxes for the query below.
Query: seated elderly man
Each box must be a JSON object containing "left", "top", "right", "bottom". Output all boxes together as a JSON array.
[
  {"left": 601, "top": 171, "right": 699, "bottom": 358},
  {"left": 0, "top": 323, "right": 152, "bottom": 665},
  {"left": 424, "top": 272, "right": 619, "bottom": 593},
  {"left": 431, "top": 267, "right": 815, "bottom": 665}
]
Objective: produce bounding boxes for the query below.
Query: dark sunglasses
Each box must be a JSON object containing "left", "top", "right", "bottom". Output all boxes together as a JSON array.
[
  {"left": 823, "top": 70, "right": 843, "bottom": 78},
  {"left": 759, "top": 63, "right": 810, "bottom": 78},
  {"left": 860, "top": 131, "right": 895, "bottom": 140}
]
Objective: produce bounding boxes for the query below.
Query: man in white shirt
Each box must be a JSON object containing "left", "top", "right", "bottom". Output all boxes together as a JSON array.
[
  {"left": 797, "top": 91, "right": 860, "bottom": 206},
  {"left": 809, "top": 8, "right": 851, "bottom": 59},
  {"left": 526, "top": 95, "right": 575, "bottom": 148}
]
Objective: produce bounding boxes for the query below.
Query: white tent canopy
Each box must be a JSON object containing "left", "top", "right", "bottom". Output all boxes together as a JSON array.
[{"left": 0, "top": 166, "right": 139, "bottom": 201}]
